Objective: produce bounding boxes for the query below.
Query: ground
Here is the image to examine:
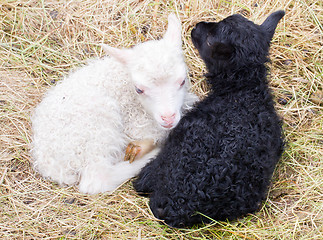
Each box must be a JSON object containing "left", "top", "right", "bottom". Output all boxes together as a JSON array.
[{"left": 0, "top": 0, "right": 322, "bottom": 239}]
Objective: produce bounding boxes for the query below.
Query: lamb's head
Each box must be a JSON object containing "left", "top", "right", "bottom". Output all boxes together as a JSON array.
[
  {"left": 103, "top": 14, "right": 189, "bottom": 129},
  {"left": 191, "top": 10, "right": 285, "bottom": 72}
]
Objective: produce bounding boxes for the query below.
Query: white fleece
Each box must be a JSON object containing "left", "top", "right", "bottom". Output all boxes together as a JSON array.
[{"left": 31, "top": 14, "right": 198, "bottom": 194}]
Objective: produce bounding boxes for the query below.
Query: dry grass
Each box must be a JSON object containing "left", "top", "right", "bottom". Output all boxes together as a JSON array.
[{"left": 0, "top": 0, "right": 322, "bottom": 239}]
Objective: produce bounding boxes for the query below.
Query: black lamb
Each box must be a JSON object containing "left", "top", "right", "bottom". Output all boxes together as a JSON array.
[{"left": 134, "top": 10, "right": 285, "bottom": 228}]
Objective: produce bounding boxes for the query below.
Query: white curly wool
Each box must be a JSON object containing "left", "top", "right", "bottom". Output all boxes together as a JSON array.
[{"left": 31, "top": 14, "right": 198, "bottom": 194}]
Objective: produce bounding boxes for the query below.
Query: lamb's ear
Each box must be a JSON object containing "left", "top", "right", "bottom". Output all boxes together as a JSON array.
[
  {"left": 163, "top": 14, "right": 182, "bottom": 47},
  {"left": 211, "top": 42, "right": 234, "bottom": 60},
  {"left": 261, "top": 10, "right": 285, "bottom": 40},
  {"left": 101, "top": 44, "right": 132, "bottom": 65}
]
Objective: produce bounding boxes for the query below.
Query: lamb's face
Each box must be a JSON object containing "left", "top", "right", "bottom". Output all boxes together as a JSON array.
[
  {"left": 132, "top": 79, "right": 187, "bottom": 129},
  {"left": 102, "top": 14, "right": 189, "bottom": 129},
  {"left": 129, "top": 52, "right": 188, "bottom": 129}
]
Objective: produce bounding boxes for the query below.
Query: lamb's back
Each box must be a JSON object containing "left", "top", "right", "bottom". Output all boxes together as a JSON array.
[{"left": 150, "top": 87, "right": 283, "bottom": 221}]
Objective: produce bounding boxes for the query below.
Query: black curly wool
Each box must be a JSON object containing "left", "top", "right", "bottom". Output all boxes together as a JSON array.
[{"left": 134, "top": 11, "right": 285, "bottom": 228}]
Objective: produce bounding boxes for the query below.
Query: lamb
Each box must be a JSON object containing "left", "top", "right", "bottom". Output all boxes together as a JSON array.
[
  {"left": 31, "top": 14, "right": 198, "bottom": 195},
  {"left": 134, "top": 11, "right": 285, "bottom": 227}
]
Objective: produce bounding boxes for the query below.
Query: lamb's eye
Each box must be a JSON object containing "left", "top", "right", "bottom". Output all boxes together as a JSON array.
[
  {"left": 180, "top": 79, "right": 185, "bottom": 87},
  {"left": 135, "top": 86, "right": 144, "bottom": 94},
  {"left": 206, "top": 36, "right": 213, "bottom": 47}
]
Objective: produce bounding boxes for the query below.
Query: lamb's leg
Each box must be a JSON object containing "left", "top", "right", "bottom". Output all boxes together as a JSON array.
[
  {"left": 124, "top": 139, "right": 155, "bottom": 163},
  {"left": 79, "top": 148, "right": 159, "bottom": 194}
]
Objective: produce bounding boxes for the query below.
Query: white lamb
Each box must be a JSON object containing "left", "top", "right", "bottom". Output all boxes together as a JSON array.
[{"left": 31, "top": 14, "right": 198, "bottom": 194}]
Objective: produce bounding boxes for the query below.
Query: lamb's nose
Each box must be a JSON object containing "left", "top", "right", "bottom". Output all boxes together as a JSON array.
[{"left": 161, "top": 113, "right": 176, "bottom": 124}]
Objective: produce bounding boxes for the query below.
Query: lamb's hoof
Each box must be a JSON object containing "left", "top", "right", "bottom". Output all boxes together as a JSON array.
[
  {"left": 124, "top": 139, "right": 155, "bottom": 163},
  {"left": 124, "top": 142, "right": 141, "bottom": 163}
]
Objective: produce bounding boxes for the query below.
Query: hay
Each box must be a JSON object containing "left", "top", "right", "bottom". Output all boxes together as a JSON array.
[{"left": 0, "top": 0, "right": 322, "bottom": 239}]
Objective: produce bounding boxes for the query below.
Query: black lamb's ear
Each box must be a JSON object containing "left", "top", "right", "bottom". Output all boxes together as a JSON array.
[
  {"left": 211, "top": 42, "right": 234, "bottom": 60},
  {"left": 261, "top": 10, "right": 285, "bottom": 40}
]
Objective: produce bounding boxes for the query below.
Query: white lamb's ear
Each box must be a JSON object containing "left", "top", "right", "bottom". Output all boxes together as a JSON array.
[
  {"left": 101, "top": 44, "right": 132, "bottom": 65},
  {"left": 163, "top": 14, "right": 182, "bottom": 47}
]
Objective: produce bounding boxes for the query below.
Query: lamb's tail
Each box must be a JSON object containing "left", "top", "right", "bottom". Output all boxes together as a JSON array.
[{"left": 78, "top": 148, "right": 159, "bottom": 194}]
